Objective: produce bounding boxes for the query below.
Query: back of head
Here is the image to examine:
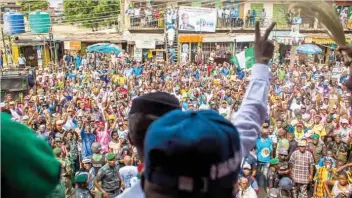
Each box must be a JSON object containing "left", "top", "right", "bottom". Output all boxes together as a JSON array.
[
  {"left": 91, "top": 142, "right": 102, "bottom": 154},
  {"left": 128, "top": 92, "right": 180, "bottom": 159},
  {"left": 143, "top": 110, "right": 241, "bottom": 198}
]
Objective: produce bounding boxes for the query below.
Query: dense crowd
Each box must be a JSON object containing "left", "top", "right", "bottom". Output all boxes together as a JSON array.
[{"left": 2, "top": 26, "right": 352, "bottom": 198}]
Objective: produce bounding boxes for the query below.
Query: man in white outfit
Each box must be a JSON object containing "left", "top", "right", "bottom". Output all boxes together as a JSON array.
[{"left": 117, "top": 21, "right": 276, "bottom": 198}]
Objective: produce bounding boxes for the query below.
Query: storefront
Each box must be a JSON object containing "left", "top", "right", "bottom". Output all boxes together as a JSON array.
[
  {"left": 12, "top": 40, "right": 51, "bottom": 67},
  {"left": 146, "top": 49, "right": 166, "bottom": 62},
  {"left": 234, "top": 35, "right": 254, "bottom": 54},
  {"left": 178, "top": 35, "right": 203, "bottom": 63},
  {"left": 304, "top": 35, "right": 351, "bottom": 64}
]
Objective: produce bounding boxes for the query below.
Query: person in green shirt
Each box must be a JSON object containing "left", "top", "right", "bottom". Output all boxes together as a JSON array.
[{"left": 1, "top": 112, "right": 61, "bottom": 198}]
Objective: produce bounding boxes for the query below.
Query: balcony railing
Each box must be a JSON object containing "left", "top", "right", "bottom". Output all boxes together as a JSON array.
[
  {"left": 129, "top": 15, "right": 164, "bottom": 29},
  {"left": 128, "top": 14, "right": 350, "bottom": 32}
]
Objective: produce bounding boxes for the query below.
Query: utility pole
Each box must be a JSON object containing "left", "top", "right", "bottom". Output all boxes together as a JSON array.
[{"left": 49, "top": 32, "right": 54, "bottom": 63}]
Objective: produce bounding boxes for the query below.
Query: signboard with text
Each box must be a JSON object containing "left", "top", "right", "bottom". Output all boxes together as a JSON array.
[
  {"left": 178, "top": 6, "right": 217, "bottom": 32},
  {"left": 64, "top": 41, "right": 81, "bottom": 50},
  {"left": 134, "top": 48, "right": 142, "bottom": 62},
  {"left": 135, "top": 40, "right": 155, "bottom": 49}
]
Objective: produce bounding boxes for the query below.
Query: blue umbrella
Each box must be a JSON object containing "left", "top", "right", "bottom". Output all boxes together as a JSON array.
[
  {"left": 87, "top": 43, "right": 121, "bottom": 54},
  {"left": 296, "top": 44, "right": 322, "bottom": 54}
]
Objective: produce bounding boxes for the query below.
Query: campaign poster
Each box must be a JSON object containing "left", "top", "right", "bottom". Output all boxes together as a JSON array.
[{"left": 178, "top": 6, "right": 217, "bottom": 32}]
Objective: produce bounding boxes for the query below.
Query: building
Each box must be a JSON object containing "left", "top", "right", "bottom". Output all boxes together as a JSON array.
[
  {"left": 0, "top": 0, "right": 21, "bottom": 24},
  {"left": 119, "top": 0, "right": 352, "bottom": 64}
]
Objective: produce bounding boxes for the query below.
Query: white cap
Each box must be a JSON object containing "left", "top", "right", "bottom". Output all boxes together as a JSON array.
[
  {"left": 341, "top": 119, "right": 349, "bottom": 124},
  {"left": 22, "top": 115, "right": 29, "bottom": 120},
  {"left": 243, "top": 163, "right": 251, "bottom": 169}
]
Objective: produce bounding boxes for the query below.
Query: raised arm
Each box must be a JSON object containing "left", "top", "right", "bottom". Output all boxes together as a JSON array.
[{"left": 231, "top": 21, "right": 276, "bottom": 158}]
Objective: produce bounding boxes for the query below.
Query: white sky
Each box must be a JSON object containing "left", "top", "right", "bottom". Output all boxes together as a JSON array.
[{"left": 48, "top": 0, "right": 63, "bottom": 8}]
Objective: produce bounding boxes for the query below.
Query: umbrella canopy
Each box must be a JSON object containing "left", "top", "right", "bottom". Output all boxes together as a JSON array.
[
  {"left": 296, "top": 44, "right": 322, "bottom": 54},
  {"left": 87, "top": 43, "right": 121, "bottom": 54}
]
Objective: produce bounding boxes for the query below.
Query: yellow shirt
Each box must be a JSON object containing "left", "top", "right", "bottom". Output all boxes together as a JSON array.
[
  {"left": 111, "top": 75, "right": 119, "bottom": 84},
  {"left": 58, "top": 81, "right": 64, "bottom": 90},
  {"left": 294, "top": 129, "right": 305, "bottom": 140},
  {"left": 181, "top": 89, "right": 191, "bottom": 96},
  {"left": 118, "top": 76, "right": 126, "bottom": 85},
  {"left": 311, "top": 124, "right": 327, "bottom": 137}
]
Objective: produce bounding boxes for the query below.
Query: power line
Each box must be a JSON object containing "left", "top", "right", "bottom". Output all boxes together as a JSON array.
[
  {"left": 4, "top": 0, "right": 242, "bottom": 24},
  {"left": 4, "top": 0, "right": 279, "bottom": 34}
]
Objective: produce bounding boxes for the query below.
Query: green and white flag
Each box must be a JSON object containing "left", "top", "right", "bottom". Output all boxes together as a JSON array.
[{"left": 231, "top": 47, "right": 255, "bottom": 69}]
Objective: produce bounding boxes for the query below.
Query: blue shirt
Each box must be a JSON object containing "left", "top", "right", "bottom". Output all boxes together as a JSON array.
[
  {"left": 75, "top": 56, "right": 82, "bottom": 67},
  {"left": 221, "top": 68, "right": 230, "bottom": 76},
  {"left": 256, "top": 137, "right": 273, "bottom": 163},
  {"left": 65, "top": 55, "right": 73, "bottom": 64},
  {"left": 182, "top": 102, "right": 189, "bottom": 111},
  {"left": 231, "top": 10, "right": 238, "bottom": 18},
  {"left": 133, "top": 66, "right": 143, "bottom": 77},
  {"left": 80, "top": 127, "right": 96, "bottom": 158}
]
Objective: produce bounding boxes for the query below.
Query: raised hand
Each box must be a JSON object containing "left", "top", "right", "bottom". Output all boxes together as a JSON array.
[{"left": 254, "top": 21, "right": 276, "bottom": 65}]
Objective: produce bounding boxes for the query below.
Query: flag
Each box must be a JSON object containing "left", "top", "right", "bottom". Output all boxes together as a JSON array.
[{"left": 231, "top": 47, "right": 255, "bottom": 69}]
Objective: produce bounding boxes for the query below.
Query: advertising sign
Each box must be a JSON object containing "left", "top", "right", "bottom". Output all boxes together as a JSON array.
[
  {"left": 135, "top": 40, "right": 155, "bottom": 49},
  {"left": 178, "top": 6, "right": 217, "bottom": 32},
  {"left": 64, "top": 41, "right": 81, "bottom": 50},
  {"left": 155, "top": 51, "right": 164, "bottom": 62},
  {"left": 134, "top": 48, "right": 142, "bottom": 62}
]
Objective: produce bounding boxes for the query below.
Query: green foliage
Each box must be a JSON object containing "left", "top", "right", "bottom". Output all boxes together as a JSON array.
[
  {"left": 63, "top": 0, "right": 120, "bottom": 30},
  {"left": 20, "top": 0, "right": 49, "bottom": 16}
]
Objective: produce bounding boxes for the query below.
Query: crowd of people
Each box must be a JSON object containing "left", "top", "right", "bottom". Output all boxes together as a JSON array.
[{"left": 1, "top": 22, "right": 352, "bottom": 198}]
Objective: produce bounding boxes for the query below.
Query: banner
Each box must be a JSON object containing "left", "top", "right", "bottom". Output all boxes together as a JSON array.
[
  {"left": 178, "top": 6, "right": 217, "bottom": 32},
  {"left": 135, "top": 40, "right": 155, "bottom": 49}
]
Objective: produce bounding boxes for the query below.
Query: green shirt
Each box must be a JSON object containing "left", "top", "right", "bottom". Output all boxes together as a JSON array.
[{"left": 96, "top": 164, "right": 121, "bottom": 191}]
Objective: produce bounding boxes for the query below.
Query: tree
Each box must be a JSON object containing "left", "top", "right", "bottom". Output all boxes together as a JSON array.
[
  {"left": 63, "top": 0, "right": 120, "bottom": 31},
  {"left": 20, "top": 0, "right": 49, "bottom": 16}
]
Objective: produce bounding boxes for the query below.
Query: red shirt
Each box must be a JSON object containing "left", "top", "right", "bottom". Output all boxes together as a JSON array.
[{"left": 207, "top": 65, "right": 213, "bottom": 77}]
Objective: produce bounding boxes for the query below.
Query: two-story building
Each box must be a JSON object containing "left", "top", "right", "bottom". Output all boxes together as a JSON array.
[{"left": 119, "top": 0, "right": 352, "bottom": 64}]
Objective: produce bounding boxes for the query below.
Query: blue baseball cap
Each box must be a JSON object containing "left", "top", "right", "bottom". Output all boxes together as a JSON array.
[{"left": 144, "top": 110, "right": 241, "bottom": 196}]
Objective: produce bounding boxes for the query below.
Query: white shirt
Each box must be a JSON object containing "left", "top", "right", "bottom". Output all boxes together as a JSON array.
[
  {"left": 116, "top": 181, "right": 144, "bottom": 198},
  {"left": 218, "top": 9, "right": 224, "bottom": 18},
  {"left": 119, "top": 166, "right": 138, "bottom": 189},
  {"left": 119, "top": 64, "right": 272, "bottom": 198},
  {"left": 238, "top": 186, "right": 258, "bottom": 198},
  {"left": 134, "top": 8, "right": 140, "bottom": 17},
  {"left": 18, "top": 57, "right": 26, "bottom": 64},
  {"left": 166, "top": 12, "right": 172, "bottom": 23}
]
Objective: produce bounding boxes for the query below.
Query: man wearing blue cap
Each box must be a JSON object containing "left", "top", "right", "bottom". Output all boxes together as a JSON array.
[
  {"left": 118, "top": 91, "right": 182, "bottom": 198},
  {"left": 142, "top": 21, "right": 277, "bottom": 198}
]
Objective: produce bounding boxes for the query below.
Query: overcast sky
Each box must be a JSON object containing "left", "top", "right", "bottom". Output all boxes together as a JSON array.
[{"left": 49, "top": 0, "right": 63, "bottom": 7}]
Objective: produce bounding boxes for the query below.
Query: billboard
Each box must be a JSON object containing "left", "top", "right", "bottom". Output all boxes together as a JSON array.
[
  {"left": 64, "top": 41, "right": 81, "bottom": 50},
  {"left": 178, "top": 6, "right": 217, "bottom": 32}
]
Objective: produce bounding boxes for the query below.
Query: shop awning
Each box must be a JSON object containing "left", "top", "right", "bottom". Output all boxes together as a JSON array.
[
  {"left": 124, "top": 33, "right": 164, "bottom": 45},
  {"left": 202, "top": 34, "right": 234, "bottom": 43},
  {"left": 234, "top": 35, "right": 255, "bottom": 42},
  {"left": 303, "top": 33, "right": 352, "bottom": 45}
]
